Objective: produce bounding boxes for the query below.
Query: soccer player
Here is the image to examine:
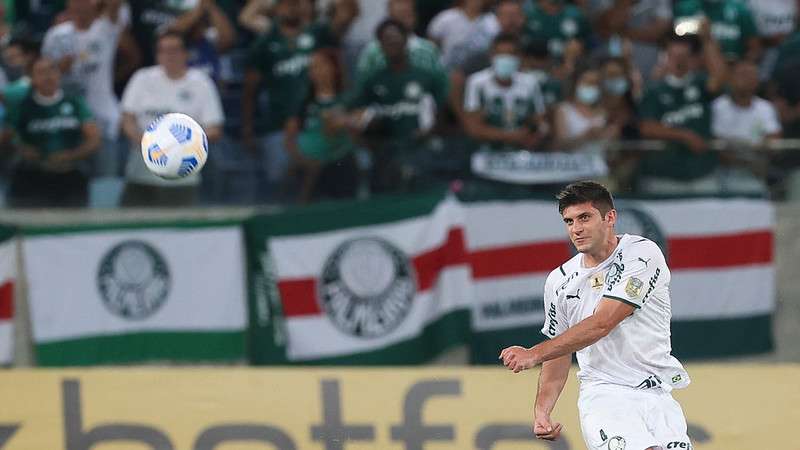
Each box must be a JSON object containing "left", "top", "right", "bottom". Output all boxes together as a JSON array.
[{"left": 500, "top": 181, "right": 691, "bottom": 450}]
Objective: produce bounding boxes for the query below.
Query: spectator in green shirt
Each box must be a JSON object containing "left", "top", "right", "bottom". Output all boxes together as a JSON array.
[
  {"left": 347, "top": 18, "right": 449, "bottom": 194},
  {"left": 637, "top": 28, "right": 728, "bottom": 195},
  {"left": 673, "top": 0, "right": 760, "bottom": 61},
  {"left": 5, "top": 56, "right": 100, "bottom": 207},
  {"left": 284, "top": 49, "right": 358, "bottom": 204},
  {"left": 355, "top": 0, "right": 445, "bottom": 87},
  {"left": 241, "top": 0, "right": 356, "bottom": 202},
  {"left": 523, "top": 0, "right": 591, "bottom": 61}
]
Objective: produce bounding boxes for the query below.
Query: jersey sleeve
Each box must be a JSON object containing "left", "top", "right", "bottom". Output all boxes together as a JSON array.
[
  {"left": 120, "top": 70, "right": 144, "bottom": 113},
  {"left": 463, "top": 74, "right": 482, "bottom": 112},
  {"left": 604, "top": 240, "right": 665, "bottom": 309},
  {"left": 197, "top": 74, "right": 225, "bottom": 127},
  {"left": 541, "top": 273, "right": 569, "bottom": 338}
]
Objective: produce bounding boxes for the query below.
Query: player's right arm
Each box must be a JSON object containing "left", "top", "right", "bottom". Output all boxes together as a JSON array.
[
  {"left": 533, "top": 354, "right": 570, "bottom": 441},
  {"left": 534, "top": 271, "right": 570, "bottom": 440}
]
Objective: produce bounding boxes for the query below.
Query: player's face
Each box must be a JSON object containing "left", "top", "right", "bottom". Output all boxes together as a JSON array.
[{"left": 561, "top": 202, "right": 614, "bottom": 253}]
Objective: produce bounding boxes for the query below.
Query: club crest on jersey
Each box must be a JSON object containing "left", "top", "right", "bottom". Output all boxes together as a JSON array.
[
  {"left": 625, "top": 277, "right": 644, "bottom": 298},
  {"left": 608, "top": 436, "right": 626, "bottom": 450},
  {"left": 320, "top": 237, "right": 416, "bottom": 338},
  {"left": 591, "top": 272, "right": 605, "bottom": 290}
]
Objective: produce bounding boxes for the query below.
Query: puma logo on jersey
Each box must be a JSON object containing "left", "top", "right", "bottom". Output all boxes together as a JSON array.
[
  {"left": 566, "top": 290, "right": 580, "bottom": 300},
  {"left": 635, "top": 375, "right": 663, "bottom": 389},
  {"left": 638, "top": 257, "right": 651, "bottom": 267}
]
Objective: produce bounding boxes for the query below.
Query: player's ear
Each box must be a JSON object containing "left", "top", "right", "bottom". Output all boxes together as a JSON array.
[{"left": 605, "top": 209, "right": 617, "bottom": 226}]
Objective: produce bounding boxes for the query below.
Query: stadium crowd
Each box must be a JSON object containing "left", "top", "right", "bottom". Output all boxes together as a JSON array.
[{"left": 0, "top": 0, "right": 799, "bottom": 207}]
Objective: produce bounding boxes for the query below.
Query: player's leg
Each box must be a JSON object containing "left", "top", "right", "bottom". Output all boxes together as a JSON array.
[
  {"left": 649, "top": 393, "right": 693, "bottom": 449},
  {"left": 578, "top": 386, "right": 661, "bottom": 450}
]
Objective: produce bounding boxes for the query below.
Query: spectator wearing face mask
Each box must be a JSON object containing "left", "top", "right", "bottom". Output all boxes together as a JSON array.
[
  {"left": 553, "top": 65, "right": 618, "bottom": 155},
  {"left": 601, "top": 56, "right": 641, "bottom": 140},
  {"left": 462, "top": 33, "right": 546, "bottom": 152}
]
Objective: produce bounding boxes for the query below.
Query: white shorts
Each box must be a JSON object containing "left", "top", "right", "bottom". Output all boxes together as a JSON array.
[{"left": 578, "top": 384, "right": 692, "bottom": 450}]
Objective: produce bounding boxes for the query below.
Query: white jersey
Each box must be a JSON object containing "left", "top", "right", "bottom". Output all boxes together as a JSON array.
[
  {"left": 464, "top": 69, "right": 545, "bottom": 151},
  {"left": 121, "top": 66, "right": 224, "bottom": 187},
  {"left": 41, "top": 8, "right": 131, "bottom": 139},
  {"left": 541, "top": 234, "right": 690, "bottom": 392}
]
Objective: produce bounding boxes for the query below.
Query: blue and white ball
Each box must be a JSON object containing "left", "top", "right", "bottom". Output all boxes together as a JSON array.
[{"left": 141, "top": 113, "right": 208, "bottom": 179}]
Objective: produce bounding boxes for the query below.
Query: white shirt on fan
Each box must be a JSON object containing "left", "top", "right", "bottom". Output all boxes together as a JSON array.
[
  {"left": 41, "top": 5, "right": 131, "bottom": 139},
  {"left": 427, "top": 8, "right": 494, "bottom": 69},
  {"left": 541, "top": 234, "right": 690, "bottom": 392},
  {"left": 121, "top": 66, "right": 224, "bottom": 187},
  {"left": 712, "top": 95, "right": 781, "bottom": 145}
]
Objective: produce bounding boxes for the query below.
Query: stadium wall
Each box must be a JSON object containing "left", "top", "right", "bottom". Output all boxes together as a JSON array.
[{"left": 0, "top": 365, "right": 797, "bottom": 449}]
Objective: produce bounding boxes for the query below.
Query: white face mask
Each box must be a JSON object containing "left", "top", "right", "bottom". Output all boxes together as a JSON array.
[
  {"left": 576, "top": 84, "right": 600, "bottom": 105},
  {"left": 492, "top": 54, "right": 520, "bottom": 80}
]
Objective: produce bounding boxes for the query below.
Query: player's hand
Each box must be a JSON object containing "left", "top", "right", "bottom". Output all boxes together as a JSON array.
[
  {"left": 533, "top": 415, "right": 563, "bottom": 441},
  {"left": 499, "top": 345, "right": 540, "bottom": 373}
]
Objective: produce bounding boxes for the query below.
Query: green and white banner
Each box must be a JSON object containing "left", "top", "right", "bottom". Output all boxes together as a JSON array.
[
  {"left": 246, "top": 193, "right": 472, "bottom": 364},
  {"left": 247, "top": 193, "right": 775, "bottom": 364},
  {"left": 24, "top": 223, "right": 247, "bottom": 366}
]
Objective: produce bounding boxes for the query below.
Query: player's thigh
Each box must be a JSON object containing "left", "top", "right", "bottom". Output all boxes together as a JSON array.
[
  {"left": 650, "top": 394, "right": 692, "bottom": 449},
  {"left": 578, "top": 388, "right": 661, "bottom": 450}
]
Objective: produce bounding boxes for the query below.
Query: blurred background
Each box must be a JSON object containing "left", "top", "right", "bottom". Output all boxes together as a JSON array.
[{"left": 0, "top": 0, "right": 798, "bottom": 449}]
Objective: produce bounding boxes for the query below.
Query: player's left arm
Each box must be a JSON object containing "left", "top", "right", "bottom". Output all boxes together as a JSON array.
[{"left": 500, "top": 299, "right": 634, "bottom": 373}]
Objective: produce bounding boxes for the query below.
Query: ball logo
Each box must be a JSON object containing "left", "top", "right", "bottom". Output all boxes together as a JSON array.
[
  {"left": 320, "top": 237, "right": 416, "bottom": 338},
  {"left": 147, "top": 143, "right": 168, "bottom": 166},
  {"left": 168, "top": 122, "right": 193, "bottom": 144},
  {"left": 97, "top": 240, "right": 170, "bottom": 320}
]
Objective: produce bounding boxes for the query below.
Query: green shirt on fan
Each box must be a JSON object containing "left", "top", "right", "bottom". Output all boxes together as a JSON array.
[
  {"left": 247, "top": 23, "right": 338, "bottom": 132},
  {"left": 294, "top": 96, "right": 354, "bottom": 162},
  {"left": 346, "top": 65, "right": 448, "bottom": 142},
  {"left": 638, "top": 72, "right": 719, "bottom": 180},
  {"left": 9, "top": 91, "right": 93, "bottom": 157},
  {"left": 523, "top": 2, "right": 591, "bottom": 58}
]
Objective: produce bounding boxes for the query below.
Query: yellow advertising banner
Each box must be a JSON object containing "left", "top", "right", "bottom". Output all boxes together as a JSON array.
[{"left": 0, "top": 364, "right": 796, "bottom": 449}]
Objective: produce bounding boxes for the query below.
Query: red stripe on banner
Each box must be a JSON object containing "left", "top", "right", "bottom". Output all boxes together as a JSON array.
[
  {"left": 413, "top": 228, "right": 468, "bottom": 291},
  {"left": 278, "top": 279, "right": 320, "bottom": 317},
  {"left": 0, "top": 281, "right": 13, "bottom": 320},
  {"left": 469, "top": 241, "right": 571, "bottom": 279},
  {"left": 668, "top": 230, "right": 773, "bottom": 269},
  {"left": 280, "top": 228, "right": 470, "bottom": 317}
]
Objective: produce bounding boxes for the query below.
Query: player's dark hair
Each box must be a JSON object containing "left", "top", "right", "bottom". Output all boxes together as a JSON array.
[
  {"left": 492, "top": 33, "right": 519, "bottom": 52},
  {"left": 376, "top": 18, "right": 408, "bottom": 40},
  {"left": 556, "top": 181, "right": 615, "bottom": 216}
]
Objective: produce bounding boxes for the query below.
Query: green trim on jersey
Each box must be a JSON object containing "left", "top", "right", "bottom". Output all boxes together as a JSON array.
[{"left": 604, "top": 295, "right": 643, "bottom": 309}]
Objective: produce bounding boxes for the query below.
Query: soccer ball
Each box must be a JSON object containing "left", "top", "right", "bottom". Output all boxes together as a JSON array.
[{"left": 141, "top": 113, "right": 208, "bottom": 179}]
